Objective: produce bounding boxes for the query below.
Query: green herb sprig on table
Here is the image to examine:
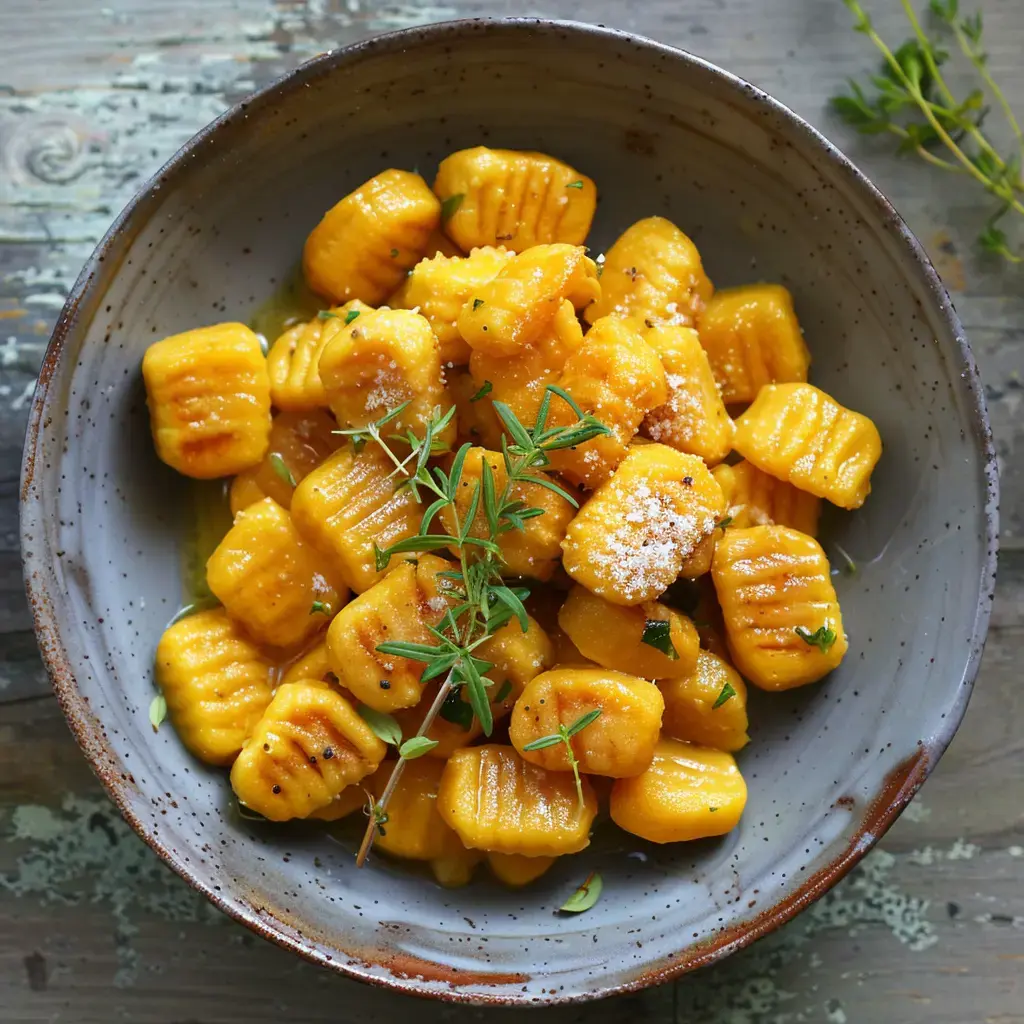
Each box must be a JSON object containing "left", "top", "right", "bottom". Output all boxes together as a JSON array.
[
  {"left": 833, "top": 0, "right": 1023, "bottom": 263},
  {"left": 353, "top": 386, "right": 611, "bottom": 866}
]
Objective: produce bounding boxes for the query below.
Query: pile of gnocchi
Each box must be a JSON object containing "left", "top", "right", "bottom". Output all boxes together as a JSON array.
[{"left": 143, "top": 145, "right": 882, "bottom": 892}]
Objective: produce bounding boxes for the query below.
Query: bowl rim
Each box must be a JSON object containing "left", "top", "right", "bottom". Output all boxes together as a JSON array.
[{"left": 20, "top": 15, "right": 999, "bottom": 1005}]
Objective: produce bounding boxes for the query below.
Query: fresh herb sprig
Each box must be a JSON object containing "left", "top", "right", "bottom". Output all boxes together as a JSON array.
[
  {"left": 522, "top": 709, "right": 602, "bottom": 810},
  {"left": 333, "top": 401, "right": 456, "bottom": 494},
  {"left": 354, "top": 387, "right": 611, "bottom": 866},
  {"left": 834, "top": 0, "right": 1023, "bottom": 262}
]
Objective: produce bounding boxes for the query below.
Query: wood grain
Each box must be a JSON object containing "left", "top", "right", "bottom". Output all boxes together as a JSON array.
[{"left": 1, "top": 0, "right": 1022, "bottom": 1020}]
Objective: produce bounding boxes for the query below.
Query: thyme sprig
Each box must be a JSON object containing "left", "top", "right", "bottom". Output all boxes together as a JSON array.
[
  {"left": 354, "top": 386, "right": 610, "bottom": 866},
  {"left": 521, "top": 709, "right": 603, "bottom": 810},
  {"left": 333, "top": 401, "right": 457, "bottom": 494},
  {"left": 834, "top": 0, "right": 1023, "bottom": 262}
]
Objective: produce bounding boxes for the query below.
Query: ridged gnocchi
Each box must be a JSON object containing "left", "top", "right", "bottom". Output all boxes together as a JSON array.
[
  {"left": 457, "top": 243, "right": 599, "bottom": 357},
  {"left": 156, "top": 609, "right": 274, "bottom": 765},
  {"left": 547, "top": 315, "right": 668, "bottom": 488},
  {"left": 561, "top": 443, "right": 726, "bottom": 605},
  {"left": 230, "top": 681, "right": 386, "bottom": 820},
  {"left": 733, "top": 383, "right": 882, "bottom": 510},
  {"left": 390, "top": 245, "right": 514, "bottom": 365},
  {"left": 585, "top": 216, "right": 713, "bottom": 329},
  {"left": 712, "top": 525, "right": 848, "bottom": 689},
  {"left": 206, "top": 497, "right": 346, "bottom": 649},
  {"left": 303, "top": 170, "right": 440, "bottom": 305},
  {"left": 438, "top": 745, "right": 598, "bottom": 856},
  {"left": 143, "top": 323, "right": 271, "bottom": 479},
  {"left": 697, "top": 284, "right": 810, "bottom": 406},
  {"left": 290, "top": 444, "right": 424, "bottom": 593},
  {"left": 510, "top": 667, "right": 664, "bottom": 778},
  {"left": 434, "top": 147, "right": 596, "bottom": 252}
]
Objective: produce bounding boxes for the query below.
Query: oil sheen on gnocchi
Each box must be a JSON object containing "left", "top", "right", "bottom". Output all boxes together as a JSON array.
[{"left": 140, "top": 144, "right": 881, "bottom": 892}]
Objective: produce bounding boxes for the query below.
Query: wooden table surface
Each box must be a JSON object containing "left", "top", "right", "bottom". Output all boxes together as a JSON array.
[{"left": 1, "top": 1, "right": 1022, "bottom": 1021}]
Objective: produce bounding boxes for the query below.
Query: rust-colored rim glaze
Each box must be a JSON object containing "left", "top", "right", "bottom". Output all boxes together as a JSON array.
[{"left": 21, "top": 18, "right": 999, "bottom": 1004}]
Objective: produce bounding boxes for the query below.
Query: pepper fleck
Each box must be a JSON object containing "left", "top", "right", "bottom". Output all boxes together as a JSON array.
[
  {"left": 323, "top": 747, "right": 334, "bottom": 760},
  {"left": 272, "top": 785, "right": 281, "bottom": 794},
  {"left": 379, "top": 680, "right": 391, "bottom": 689},
  {"left": 682, "top": 476, "right": 693, "bottom": 486}
]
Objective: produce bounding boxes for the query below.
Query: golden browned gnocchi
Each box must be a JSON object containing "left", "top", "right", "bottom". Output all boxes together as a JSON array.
[
  {"left": 434, "top": 147, "right": 597, "bottom": 252},
  {"left": 206, "top": 497, "right": 346, "bottom": 649},
  {"left": 303, "top": 169, "right": 440, "bottom": 305},
  {"left": 697, "top": 284, "right": 810, "bottom": 406},
  {"left": 438, "top": 745, "right": 598, "bottom": 856},
  {"left": 144, "top": 144, "right": 881, "bottom": 892},
  {"left": 230, "top": 680, "right": 386, "bottom": 820},
  {"left": 142, "top": 323, "right": 271, "bottom": 479},
  {"left": 561, "top": 443, "right": 726, "bottom": 605}
]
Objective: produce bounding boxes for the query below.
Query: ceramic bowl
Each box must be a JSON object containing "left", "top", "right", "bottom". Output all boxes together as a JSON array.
[{"left": 21, "top": 18, "right": 998, "bottom": 1005}]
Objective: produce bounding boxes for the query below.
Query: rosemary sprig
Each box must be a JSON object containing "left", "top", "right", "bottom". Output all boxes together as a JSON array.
[
  {"left": 833, "top": 0, "right": 1023, "bottom": 263},
  {"left": 354, "top": 386, "right": 610, "bottom": 866}
]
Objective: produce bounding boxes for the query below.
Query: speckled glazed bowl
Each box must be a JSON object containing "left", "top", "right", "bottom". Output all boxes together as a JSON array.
[{"left": 21, "top": 18, "right": 997, "bottom": 1005}]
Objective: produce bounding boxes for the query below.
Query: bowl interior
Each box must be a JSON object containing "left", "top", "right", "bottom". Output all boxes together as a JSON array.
[{"left": 23, "top": 20, "right": 995, "bottom": 1004}]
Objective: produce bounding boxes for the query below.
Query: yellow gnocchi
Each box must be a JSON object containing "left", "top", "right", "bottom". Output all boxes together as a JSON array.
[
  {"left": 434, "top": 146, "right": 596, "bottom": 252},
  {"left": 697, "top": 284, "right": 810, "bottom": 406},
  {"left": 712, "top": 524, "right": 848, "bottom": 689},
  {"left": 143, "top": 323, "right": 271, "bottom": 479},
  {"left": 733, "top": 382, "right": 882, "bottom": 510},
  {"left": 585, "top": 216, "right": 713, "bottom": 328},
  {"left": 206, "top": 497, "right": 346, "bottom": 649},
  {"left": 155, "top": 609, "right": 274, "bottom": 765},
  {"left": 561, "top": 443, "right": 726, "bottom": 605},
  {"left": 230, "top": 681, "right": 386, "bottom": 820},
  {"left": 390, "top": 245, "right": 514, "bottom": 365},
  {"left": 303, "top": 169, "right": 440, "bottom": 305}
]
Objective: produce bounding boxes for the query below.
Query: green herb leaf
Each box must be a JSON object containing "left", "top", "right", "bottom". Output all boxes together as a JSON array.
[
  {"left": 318, "top": 310, "right": 339, "bottom": 321},
  {"left": 565, "top": 180, "right": 584, "bottom": 189},
  {"left": 494, "top": 679, "right": 513, "bottom": 703},
  {"left": 390, "top": 248, "right": 399, "bottom": 258},
  {"left": 641, "top": 619, "right": 679, "bottom": 660},
  {"left": 357, "top": 705, "right": 403, "bottom": 746},
  {"left": 565, "top": 708, "right": 602, "bottom": 737},
  {"left": 457, "top": 656, "right": 494, "bottom": 736},
  {"left": 376, "top": 639, "right": 446, "bottom": 661},
  {"left": 472, "top": 298, "right": 485, "bottom": 310},
  {"left": 794, "top": 624, "right": 838, "bottom": 653},
  {"left": 560, "top": 872, "right": 603, "bottom": 913},
  {"left": 310, "top": 600, "right": 330, "bottom": 616},
  {"left": 716, "top": 515, "right": 733, "bottom": 532},
  {"left": 440, "top": 193, "right": 465, "bottom": 221},
  {"left": 521, "top": 733, "right": 564, "bottom": 751},
  {"left": 399, "top": 736, "right": 439, "bottom": 759},
  {"left": 344, "top": 308, "right": 361, "bottom": 325},
  {"left": 257, "top": 333, "right": 269, "bottom": 356},
  {"left": 148, "top": 694, "right": 167, "bottom": 731},
  {"left": 269, "top": 453, "right": 296, "bottom": 487},
  {"left": 712, "top": 682, "right": 737, "bottom": 709},
  {"left": 470, "top": 380, "right": 492, "bottom": 402},
  {"left": 833, "top": 543, "right": 858, "bottom": 576},
  {"left": 439, "top": 689, "right": 475, "bottom": 730},
  {"left": 490, "top": 585, "right": 530, "bottom": 633}
]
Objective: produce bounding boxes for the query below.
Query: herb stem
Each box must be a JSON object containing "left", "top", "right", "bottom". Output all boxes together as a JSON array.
[
  {"left": 356, "top": 669, "right": 456, "bottom": 867},
  {"left": 950, "top": 20, "right": 1024, "bottom": 166},
  {"left": 899, "top": 0, "right": 1006, "bottom": 171},
  {"left": 860, "top": 7, "right": 1024, "bottom": 216}
]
